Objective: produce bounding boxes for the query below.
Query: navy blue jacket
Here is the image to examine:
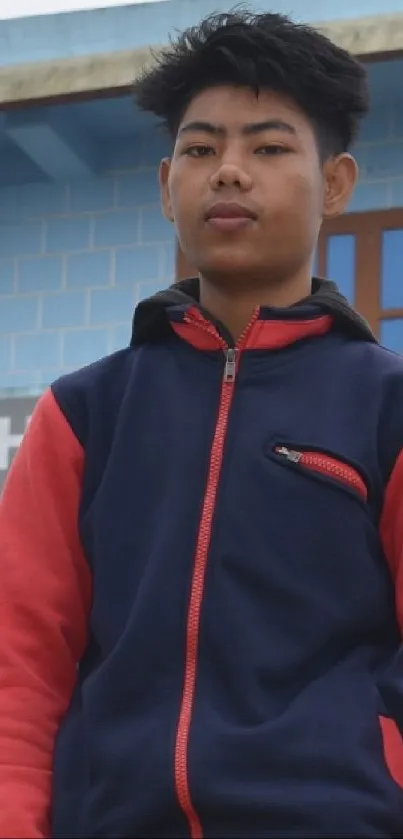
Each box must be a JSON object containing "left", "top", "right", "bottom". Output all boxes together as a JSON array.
[{"left": 2, "top": 277, "right": 403, "bottom": 838}]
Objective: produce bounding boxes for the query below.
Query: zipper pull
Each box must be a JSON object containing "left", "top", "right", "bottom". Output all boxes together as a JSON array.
[
  {"left": 224, "top": 348, "right": 237, "bottom": 383},
  {"left": 276, "top": 446, "right": 302, "bottom": 463}
]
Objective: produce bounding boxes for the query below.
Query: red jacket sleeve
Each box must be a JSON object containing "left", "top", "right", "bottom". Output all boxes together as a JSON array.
[
  {"left": 0, "top": 388, "right": 91, "bottom": 838},
  {"left": 381, "top": 448, "right": 403, "bottom": 633}
]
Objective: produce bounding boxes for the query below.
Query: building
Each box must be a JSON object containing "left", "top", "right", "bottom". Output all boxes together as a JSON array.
[{"left": 0, "top": 0, "right": 403, "bottom": 485}]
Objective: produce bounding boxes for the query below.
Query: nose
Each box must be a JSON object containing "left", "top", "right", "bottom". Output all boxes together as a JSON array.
[{"left": 210, "top": 163, "right": 252, "bottom": 192}]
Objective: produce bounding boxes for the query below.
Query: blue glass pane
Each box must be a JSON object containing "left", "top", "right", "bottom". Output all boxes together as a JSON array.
[
  {"left": 380, "top": 318, "right": 403, "bottom": 353},
  {"left": 381, "top": 229, "right": 403, "bottom": 309},
  {"left": 326, "top": 234, "right": 355, "bottom": 303}
]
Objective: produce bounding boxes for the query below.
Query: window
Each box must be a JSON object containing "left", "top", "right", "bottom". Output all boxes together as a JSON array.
[{"left": 318, "top": 210, "right": 403, "bottom": 348}]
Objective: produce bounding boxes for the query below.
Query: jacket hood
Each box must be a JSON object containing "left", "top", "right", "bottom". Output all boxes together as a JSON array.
[{"left": 132, "top": 276, "right": 376, "bottom": 346}]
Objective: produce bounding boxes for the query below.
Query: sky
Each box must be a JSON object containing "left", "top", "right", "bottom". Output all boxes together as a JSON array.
[{"left": 0, "top": 0, "right": 165, "bottom": 20}]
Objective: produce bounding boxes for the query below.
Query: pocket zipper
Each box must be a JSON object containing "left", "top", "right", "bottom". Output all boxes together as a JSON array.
[{"left": 274, "top": 446, "right": 368, "bottom": 502}]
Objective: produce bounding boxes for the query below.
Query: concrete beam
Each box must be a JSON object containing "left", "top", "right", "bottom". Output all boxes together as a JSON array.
[
  {"left": 0, "top": 45, "right": 156, "bottom": 107},
  {"left": 318, "top": 12, "right": 403, "bottom": 56},
  {"left": 0, "top": 12, "right": 403, "bottom": 107},
  {"left": 4, "top": 109, "right": 96, "bottom": 179}
]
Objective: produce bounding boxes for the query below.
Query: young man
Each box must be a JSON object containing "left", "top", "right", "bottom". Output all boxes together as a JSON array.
[{"left": 2, "top": 9, "right": 403, "bottom": 838}]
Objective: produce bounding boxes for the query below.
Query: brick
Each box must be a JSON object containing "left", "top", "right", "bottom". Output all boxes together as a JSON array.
[
  {"left": 0, "top": 222, "right": 42, "bottom": 258},
  {"left": 0, "top": 336, "right": 11, "bottom": 372},
  {"left": 37, "top": 370, "right": 66, "bottom": 388},
  {"left": 391, "top": 180, "right": 403, "bottom": 207},
  {"left": 0, "top": 370, "right": 41, "bottom": 391},
  {"left": 90, "top": 286, "right": 136, "bottom": 325},
  {"left": 359, "top": 142, "right": 403, "bottom": 181},
  {"left": 18, "top": 255, "right": 63, "bottom": 293},
  {"left": 137, "top": 279, "right": 166, "bottom": 301},
  {"left": 117, "top": 170, "right": 160, "bottom": 207},
  {"left": 69, "top": 178, "right": 115, "bottom": 213},
  {"left": 94, "top": 211, "right": 139, "bottom": 248},
  {"left": 42, "top": 291, "right": 86, "bottom": 329},
  {"left": 394, "top": 100, "right": 403, "bottom": 138},
  {"left": 0, "top": 183, "right": 67, "bottom": 224},
  {"left": 140, "top": 206, "right": 173, "bottom": 243},
  {"left": 0, "top": 259, "right": 15, "bottom": 295},
  {"left": 347, "top": 182, "right": 390, "bottom": 213},
  {"left": 358, "top": 103, "right": 393, "bottom": 144},
  {"left": 63, "top": 328, "right": 109, "bottom": 368},
  {"left": 104, "top": 141, "right": 142, "bottom": 173},
  {"left": 0, "top": 187, "right": 17, "bottom": 224},
  {"left": 162, "top": 240, "right": 175, "bottom": 281},
  {"left": 111, "top": 323, "right": 131, "bottom": 351},
  {"left": 16, "top": 182, "right": 68, "bottom": 220},
  {"left": 14, "top": 331, "right": 61, "bottom": 371},
  {"left": 0, "top": 296, "right": 38, "bottom": 333},
  {"left": 140, "top": 129, "right": 170, "bottom": 167},
  {"left": 115, "top": 245, "right": 159, "bottom": 285},
  {"left": 67, "top": 250, "right": 111, "bottom": 289},
  {"left": 46, "top": 217, "right": 90, "bottom": 253}
]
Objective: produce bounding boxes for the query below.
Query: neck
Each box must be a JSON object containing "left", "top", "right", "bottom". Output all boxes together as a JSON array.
[{"left": 199, "top": 268, "right": 313, "bottom": 342}]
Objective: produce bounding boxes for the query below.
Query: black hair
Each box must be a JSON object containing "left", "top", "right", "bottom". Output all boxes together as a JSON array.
[{"left": 133, "top": 8, "right": 369, "bottom": 159}]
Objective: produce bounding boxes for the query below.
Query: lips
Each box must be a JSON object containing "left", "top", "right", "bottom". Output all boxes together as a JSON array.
[{"left": 205, "top": 202, "right": 257, "bottom": 221}]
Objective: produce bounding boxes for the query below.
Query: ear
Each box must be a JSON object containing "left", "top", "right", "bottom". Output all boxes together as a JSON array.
[
  {"left": 159, "top": 157, "right": 174, "bottom": 222},
  {"left": 322, "top": 153, "right": 358, "bottom": 219}
]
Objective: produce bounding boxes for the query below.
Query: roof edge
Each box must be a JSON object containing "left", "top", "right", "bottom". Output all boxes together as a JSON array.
[{"left": 1, "top": 11, "right": 402, "bottom": 106}]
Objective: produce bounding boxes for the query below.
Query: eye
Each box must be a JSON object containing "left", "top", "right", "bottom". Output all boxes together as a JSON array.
[
  {"left": 255, "top": 145, "right": 289, "bottom": 155},
  {"left": 183, "top": 145, "right": 216, "bottom": 158}
]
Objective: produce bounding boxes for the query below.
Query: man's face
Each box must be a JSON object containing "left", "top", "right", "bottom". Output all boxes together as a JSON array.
[{"left": 160, "top": 85, "right": 356, "bottom": 287}]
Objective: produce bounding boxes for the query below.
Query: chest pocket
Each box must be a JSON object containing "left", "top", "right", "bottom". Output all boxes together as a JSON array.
[{"left": 267, "top": 440, "right": 370, "bottom": 507}]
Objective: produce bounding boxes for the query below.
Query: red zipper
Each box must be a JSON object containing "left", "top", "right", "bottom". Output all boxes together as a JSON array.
[
  {"left": 174, "top": 310, "right": 258, "bottom": 839},
  {"left": 274, "top": 446, "right": 368, "bottom": 501}
]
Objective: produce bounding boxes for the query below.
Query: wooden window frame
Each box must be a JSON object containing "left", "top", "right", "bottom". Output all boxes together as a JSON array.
[{"left": 319, "top": 209, "right": 403, "bottom": 336}]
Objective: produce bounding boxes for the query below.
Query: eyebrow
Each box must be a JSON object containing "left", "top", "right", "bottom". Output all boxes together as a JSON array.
[{"left": 178, "top": 119, "right": 297, "bottom": 137}]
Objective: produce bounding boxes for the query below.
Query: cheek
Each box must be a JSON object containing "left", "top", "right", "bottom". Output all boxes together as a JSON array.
[
  {"left": 168, "top": 183, "right": 192, "bottom": 227},
  {"left": 167, "top": 178, "right": 200, "bottom": 253},
  {"left": 287, "top": 168, "right": 321, "bottom": 206},
  {"left": 168, "top": 162, "right": 209, "bottom": 219},
  {"left": 261, "top": 172, "right": 321, "bottom": 257},
  {"left": 168, "top": 165, "right": 190, "bottom": 211},
  {"left": 289, "top": 179, "right": 323, "bottom": 255},
  {"left": 272, "top": 172, "right": 323, "bottom": 232}
]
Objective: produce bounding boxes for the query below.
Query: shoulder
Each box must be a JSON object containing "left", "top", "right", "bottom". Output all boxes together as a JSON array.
[
  {"left": 350, "top": 341, "right": 403, "bottom": 480},
  {"left": 51, "top": 347, "right": 138, "bottom": 447},
  {"left": 331, "top": 338, "right": 403, "bottom": 400},
  {"left": 338, "top": 337, "right": 403, "bottom": 376}
]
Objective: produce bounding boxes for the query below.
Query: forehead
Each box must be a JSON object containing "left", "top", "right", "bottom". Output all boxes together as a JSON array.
[{"left": 179, "top": 85, "right": 313, "bottom": 138}]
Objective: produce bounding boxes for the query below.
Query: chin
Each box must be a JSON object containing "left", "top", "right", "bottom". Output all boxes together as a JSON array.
[{"left": 198, "top": 250, "right": 255, "bottom": 280}]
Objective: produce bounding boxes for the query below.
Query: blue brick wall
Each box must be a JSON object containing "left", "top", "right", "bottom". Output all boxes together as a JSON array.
[
  {"left": 348, "top": 93, "right": 403, "bottom": 212},
  {"left": 0, "top": 90, "right": 402, "bottom": 393},
  {"left": 0, "top": 141, "right": 175, "bottom": 392}
]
